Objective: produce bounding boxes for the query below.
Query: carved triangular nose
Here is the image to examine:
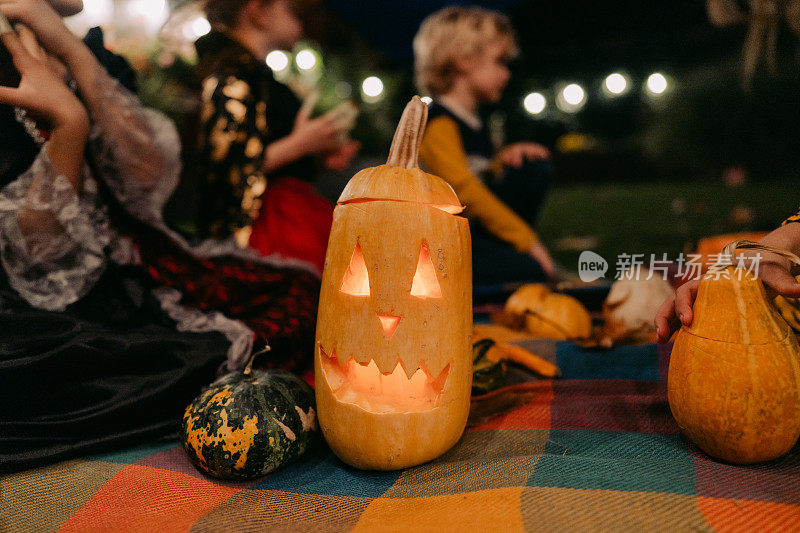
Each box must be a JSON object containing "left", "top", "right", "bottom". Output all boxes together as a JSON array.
[{"left": 377, "top": 314, "right": 401, "bottom": 339}]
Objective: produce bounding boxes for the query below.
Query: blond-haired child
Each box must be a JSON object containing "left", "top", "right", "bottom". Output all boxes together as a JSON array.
[{"left": 415, "top": 6, "right": 555, "bottom": 283}]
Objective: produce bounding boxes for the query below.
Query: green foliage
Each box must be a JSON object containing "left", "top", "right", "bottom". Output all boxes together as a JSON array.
[
  {"left": 136, "top": 50, "right": 198, "bottom": 128},
  {"left": 538, "top": 178, "right": 800, "bottom": 274}
]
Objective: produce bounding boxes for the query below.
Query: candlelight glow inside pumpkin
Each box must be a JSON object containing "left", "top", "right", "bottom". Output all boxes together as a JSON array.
[
  {"left": 340, "top": 240, "right": 443, "bottom": 300},
  {"left": 320, "top": 348, "right": 449, "bottom": 413},
  {"left": 410, "top": 243, "right": 442, "bottom": 298},
  {"left": 377, "top": 314, "right": 401, "bottom": 338},
  {"left": 341, "top": 241, "right": 370, "bottom": 296}
]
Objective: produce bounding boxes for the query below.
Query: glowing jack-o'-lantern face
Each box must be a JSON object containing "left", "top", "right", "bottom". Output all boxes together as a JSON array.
[{"left": 315, "top": 97, "right": 472, "bottom": 470}]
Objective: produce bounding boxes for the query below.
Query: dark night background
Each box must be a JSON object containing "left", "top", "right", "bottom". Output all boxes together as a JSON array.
[
  {"left": 137, "top": 0, "right": 799, "bottom": 264},
  {"left": 307, "top": 0, "right": 800, "bottom": 183}
]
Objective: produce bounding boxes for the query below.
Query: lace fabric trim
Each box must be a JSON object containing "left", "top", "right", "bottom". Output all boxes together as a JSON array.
[
  {"left": 152, "top": 287, "right": 254, "bottom": 371},
  {"left": 2, "top": 70, "right": 317, "bottom": 367},
  {"left": 0, "top": 148, "right": 110, "bottom": 311},
  {"left": 86, "top": 75, "right": 181, "bottom": 227}
]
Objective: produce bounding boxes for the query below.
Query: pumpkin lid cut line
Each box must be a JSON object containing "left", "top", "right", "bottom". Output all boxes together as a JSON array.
[
  {"left": 680, "top": 327, "right": 793, "bottom": 347},
  {"left": 687, "top": 264, "right": 793, "bottom": 346},
  {"left": 339, "top": 197, "right": 464, "bottom": 215},
  {"left": 337, "top": 96, "right": 464, "bottom": 211}
]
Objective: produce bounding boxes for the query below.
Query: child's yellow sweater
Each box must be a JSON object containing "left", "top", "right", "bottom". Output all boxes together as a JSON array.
[{"left": 419, "top": 102, "right": 539, "bottom": 253}]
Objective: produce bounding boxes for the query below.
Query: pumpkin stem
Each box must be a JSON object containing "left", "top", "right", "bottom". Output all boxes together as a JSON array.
[
  {"left": 718, "top": 240, "right": 800, "bottom": 271},
  {"left": 243, "top": 345, "right": 271, "bottom": 375},
  {"left": 386, "top": 96, "right": 429, "bottom": 169}
]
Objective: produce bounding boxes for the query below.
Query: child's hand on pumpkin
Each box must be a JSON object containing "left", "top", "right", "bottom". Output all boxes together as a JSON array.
[
  {"left": 500, "top": 142, "right": 550, "bottom": 169},
  {"left": 655, "top": 225, "right": 800, "bottom": 343},
  {"left": 654, "top": 279, "right": 699, "bottom": 343}
]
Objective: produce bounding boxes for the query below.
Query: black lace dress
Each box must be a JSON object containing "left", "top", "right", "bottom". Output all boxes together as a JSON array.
[{"left": 0, "top": 29, "right": 318, "bottom": 474}]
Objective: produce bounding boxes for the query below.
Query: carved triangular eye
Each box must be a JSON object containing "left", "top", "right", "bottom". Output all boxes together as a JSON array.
[
  {"left": 410, "top": 243, "right": 442, "bottom": 298},
  {"left": 341, "top": 241, "right": 370, "bottom": 296}
]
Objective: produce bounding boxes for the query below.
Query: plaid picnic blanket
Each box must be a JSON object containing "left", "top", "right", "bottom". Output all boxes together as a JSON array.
[{"left": 2, "top": 340, "right": 799, "bottom": 532}]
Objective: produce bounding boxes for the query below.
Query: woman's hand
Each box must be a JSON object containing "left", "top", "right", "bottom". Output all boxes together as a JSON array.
[
  {"left": 0, "top": 0, "right": 82, "bottom": 60},
  {"left": 0, "top": 27, "right": 88, "bottom": 187},
  {"left": 655, "top": 224, "right": 800, "bottom": 343},
  {"left": 501, "top": 142, "right": 550, "bottom": 169},
  {"left": 529, "top": 240, "right": 556, "bottom": 279},
  {"left": 0, "top": 26, "right": 86, "bottom": 127}
]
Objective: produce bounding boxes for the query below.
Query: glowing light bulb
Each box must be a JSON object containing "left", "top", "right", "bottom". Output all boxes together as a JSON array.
[
  {"left": 556, "top": 83, "right": 586, "bottom": 113},
  {"left": 266, "top": 50, "right": 290, "bottom": 72},
  {"left": 603, "top": 73, "right": 628, "bottom": 96},
  {"left": 523, "top": 92, "right": 546, "bottom": 115},
  {"left": 295, "top": 49, "right": 317, "bottom": 71},
  {"left": 646, "top": 72, "right": 668, "bottom": 96},
  {"left": 361, "top": 76, "right": 384, "bottom": 99},
  {"left": 182, "top": 16, "right": 211, "bottom": 40},
  {"left": 563, "top": 84, "right": 585, "bottom": 105}
]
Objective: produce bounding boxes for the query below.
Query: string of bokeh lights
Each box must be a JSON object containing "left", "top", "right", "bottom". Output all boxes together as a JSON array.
[
  {"left": 68, "top": 1, "right": 673, "bottom": 115},
  {"left": 267, "top": 47, "right": 673, "bottom": 114},
  {"left": 523, "top": 72, "right": 671, "bottom": 116}
]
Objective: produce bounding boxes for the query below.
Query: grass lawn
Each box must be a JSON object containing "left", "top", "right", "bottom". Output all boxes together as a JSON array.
[{"left": 537, "top": 178, "right": 800, "bottom": 275}]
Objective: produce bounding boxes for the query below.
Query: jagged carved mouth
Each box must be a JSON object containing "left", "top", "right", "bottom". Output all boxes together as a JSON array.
[{"left": 319, "top": 347, "right": 450, "bottom": 414}]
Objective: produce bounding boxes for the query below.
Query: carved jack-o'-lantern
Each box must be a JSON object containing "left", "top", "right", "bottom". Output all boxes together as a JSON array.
[{"left": 315, "top": 97, "right": 472, "bottom": 470}]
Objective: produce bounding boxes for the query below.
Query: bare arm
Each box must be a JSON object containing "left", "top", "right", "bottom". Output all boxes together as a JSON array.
[
  {"left": 61, "top": 42, "right": 167, "bottom": 188},
  {"left": 262, "top": 105, "right": 343, "bottom": 173},
  {"left": 0, "top": 26, "right": 107, "bottom": 310},
  {"left": 1, "top": 0, "right": 175, "bottom": 191},
  {"left": 0, "top": 25, "right": 88, "bottom": 189}
]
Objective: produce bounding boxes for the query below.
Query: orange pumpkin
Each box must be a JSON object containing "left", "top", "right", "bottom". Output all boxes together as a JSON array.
[
  {"left": 668, "top": 241, "right": 800, "bottom": 463},
  {"left": 694, "top": 232, "right": 769, "bottom": 270},
  {"left": 504, "top": 284, "right": 592, "bottom": 340},
  {"left": 314, "top": 97, "right": 472, "bottom": 470}
]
